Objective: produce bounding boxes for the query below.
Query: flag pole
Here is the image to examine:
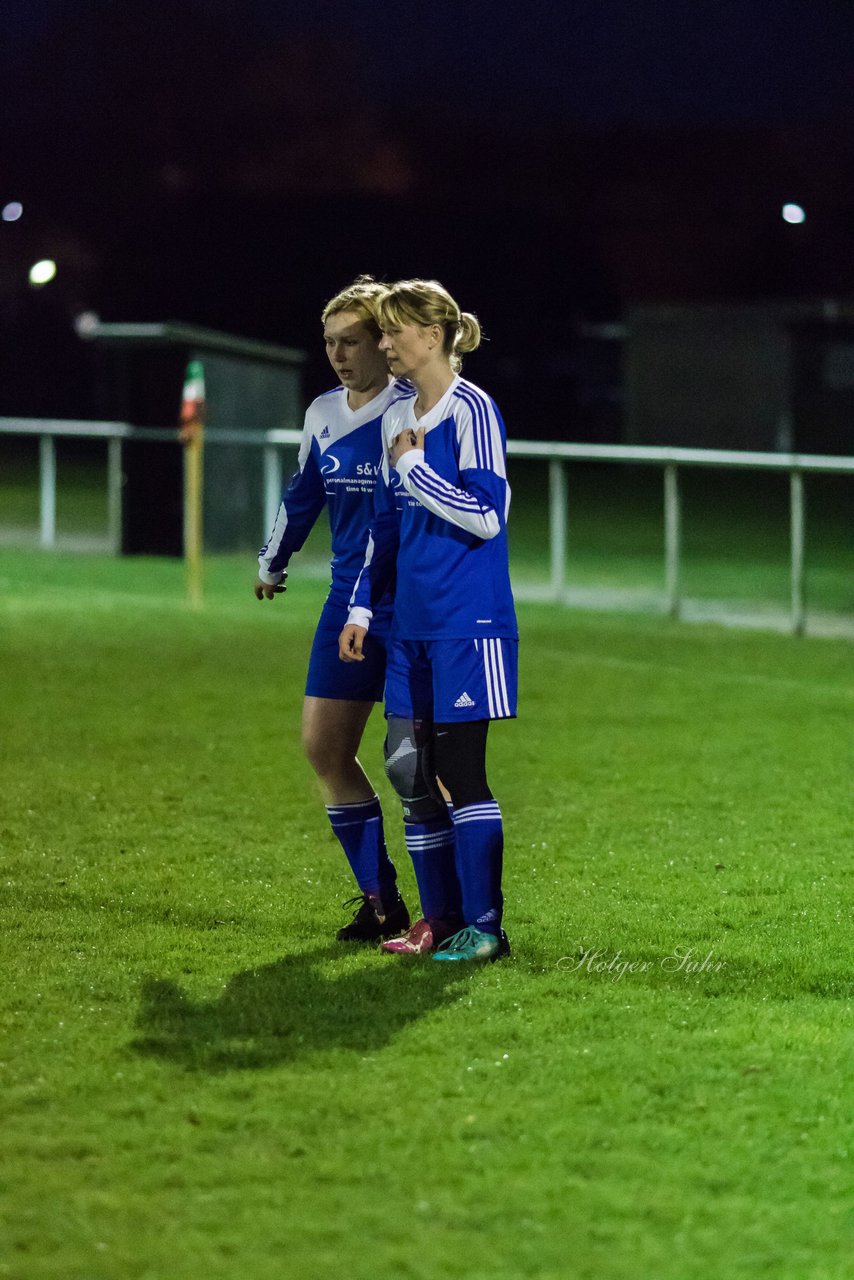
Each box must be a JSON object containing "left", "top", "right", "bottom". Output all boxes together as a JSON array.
[{"left": 179, "top": 359, "right": 205, "bottom": 608}]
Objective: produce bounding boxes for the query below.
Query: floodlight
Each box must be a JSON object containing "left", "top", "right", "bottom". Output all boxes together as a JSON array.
[{"left": 29, "top": 259, "right": 57, "bottom": 286}]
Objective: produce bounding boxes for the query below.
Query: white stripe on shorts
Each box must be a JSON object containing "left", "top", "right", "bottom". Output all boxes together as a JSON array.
[
  {"left": 494, "top": 639, "right": 510, "bottom": 716},
  {"left": 482, "top": 637, "right": 510, "bottom": 719}
]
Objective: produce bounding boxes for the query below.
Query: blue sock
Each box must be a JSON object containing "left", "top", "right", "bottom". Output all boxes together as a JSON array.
[
  {"left": 452, "top": 801, "right": 504, "bottom": 934},
  {"left": 326, "top": 797, "right": 398, "bottom": 901},
  {"left": 403, "top": 816, "right": 462, "bottom": 924}
]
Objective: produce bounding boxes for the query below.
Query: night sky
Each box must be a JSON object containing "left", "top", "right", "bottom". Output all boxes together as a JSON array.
[
  {"left": 2, "top": 0, "right": 854, "bottom": 428},
  {"left": 7, "top": 0, "right": 853, "bottom": 125},
  {"left": 254, "top": 0, "right": 854, "bottom": 127}
]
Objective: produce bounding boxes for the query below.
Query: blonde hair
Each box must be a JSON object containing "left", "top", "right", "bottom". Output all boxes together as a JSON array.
[
  {"left": 321, "top": 274, "right": 386, "bottom": 338},
  {"left": 377, "top": 279, "right": 481, "bottom": 372}
]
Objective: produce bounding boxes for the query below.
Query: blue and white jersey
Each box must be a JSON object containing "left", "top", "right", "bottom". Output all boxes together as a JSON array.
[
  {"left": 258, "top": 382, "right": 403, "bottom": 611},
  {"left": 350, "top": 375, "right": 518, "bottom": 640}
]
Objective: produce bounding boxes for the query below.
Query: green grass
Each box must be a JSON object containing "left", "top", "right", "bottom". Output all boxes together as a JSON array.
[
  {"left": 508, "top": 461, "right": 853, "bottom": 614},
  {"left": 0, "top": 549, "right": 851, "bottom": 1279},
  {"left": 0, "top": 440, "right": 111, "bottom": 535},
  {"left": 2, "top": 446, "right": 852, "bottom": 615}
]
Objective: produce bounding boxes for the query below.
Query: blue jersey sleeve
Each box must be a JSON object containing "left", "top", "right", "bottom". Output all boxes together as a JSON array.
[
  {"left": 347, "top": 464, "right": 400, "bottom": 626},
  {"left": 258, "top": 429, "right": 326, "bottom": 584},
  {"left": 393, "top": 388, "right": 509, "bottom": 540},
  {"left": 394, "top": 452, "right": 503, "bottom": 539}
]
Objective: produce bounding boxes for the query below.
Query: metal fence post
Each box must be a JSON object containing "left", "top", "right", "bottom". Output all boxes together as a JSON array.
[
  {"left": 549, "top": 458, "right": 567, "bottom": 601},
  {"left": 790, "top": 469, "right": 805, "bottom": 636},
  {"left": 4, "top": 420, "right": 854, "bottom": 638},
  {"left": 263, "top": 445, "right": 282, "bottom": 539},
  {"left": 664, "top": 463, "right": 682, "bottom": 618},
  {"left": 39, "top": 434, "right": 56, "bottom": 548},
  {"left": 106, "top": 436, "right": 123, "bottom": 553}
]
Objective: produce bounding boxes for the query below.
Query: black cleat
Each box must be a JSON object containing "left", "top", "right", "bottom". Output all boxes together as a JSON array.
[{"left": 336, "top": 893, "right": 410, "bottom": 943}]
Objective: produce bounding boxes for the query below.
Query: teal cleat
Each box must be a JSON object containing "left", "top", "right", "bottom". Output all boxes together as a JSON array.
[{"left": 432, "top": 926, "right": 511, "bottom": 963}]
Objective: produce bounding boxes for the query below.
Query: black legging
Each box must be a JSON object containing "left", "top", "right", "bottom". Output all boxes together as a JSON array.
[{"left": 431, "top": 720, "right": 493, "bottom": 810}]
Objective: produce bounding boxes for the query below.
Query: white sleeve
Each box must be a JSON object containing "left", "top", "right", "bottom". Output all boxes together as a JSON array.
[{"left": 394, "top": 449, "right": 500, "bottom": 539}]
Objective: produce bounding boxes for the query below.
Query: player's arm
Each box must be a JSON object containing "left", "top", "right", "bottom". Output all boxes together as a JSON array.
[
  {"left": 391, "top": 399, "right": 508, "bottom": 540},
  {"left": 256, "top": 424, "right": 326, "bottom": 600},
  {"left": 339, "top": 465, "right": 400, "bottom": 661}
]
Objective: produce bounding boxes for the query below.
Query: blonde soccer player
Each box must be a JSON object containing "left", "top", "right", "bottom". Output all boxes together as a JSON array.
[
  {"left": 256, "top": 277, "right": 410, "bottom": 942},
  {"left": 340, "top": 279, "right": 518, "bottom": 962}
]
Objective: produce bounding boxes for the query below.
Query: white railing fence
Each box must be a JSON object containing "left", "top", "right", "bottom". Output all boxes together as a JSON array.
[{"left": 2, "top": 417, "right": 853, "bottom": 637}]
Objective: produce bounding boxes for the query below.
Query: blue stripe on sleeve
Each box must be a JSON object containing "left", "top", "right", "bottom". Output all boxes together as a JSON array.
[
  {"left": 408, "top": 465, "right": 491, "bottom": 516},
  {"left": 455, "top": 384, "right": 495, "bottom": 471}
]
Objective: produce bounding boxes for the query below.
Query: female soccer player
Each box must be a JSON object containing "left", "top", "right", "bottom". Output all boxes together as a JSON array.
[
  {"left": 255, "top": 277, "right": 409, "bottom": 943},
  {"left": 340, "top": 279, "right": 518, "bottom": 962}
]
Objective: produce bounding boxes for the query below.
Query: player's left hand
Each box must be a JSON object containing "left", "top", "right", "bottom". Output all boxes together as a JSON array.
[
  {"left": 389, "top": 427, "right": 425, "bottom": 467},
  {"left": 339, "top": 624, "right": 368, "bottom": 662},
  {"left": 254, "top": 574, "right": 287, "bottom": 600}
]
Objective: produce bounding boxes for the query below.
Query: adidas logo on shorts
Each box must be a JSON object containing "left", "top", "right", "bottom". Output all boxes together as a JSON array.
[
  {"left": 454, "top": 691, "right": 476, "bottom": 708},
  {"left": 320, "top": 425, "right": 330, "bottom": 438}
]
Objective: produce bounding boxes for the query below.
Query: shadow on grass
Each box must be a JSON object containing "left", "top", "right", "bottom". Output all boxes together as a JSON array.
[{"left": 130, "top": 944, "right": 469, "bottom": 1071}]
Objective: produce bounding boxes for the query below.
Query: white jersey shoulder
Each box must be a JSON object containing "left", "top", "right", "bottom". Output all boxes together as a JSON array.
[
  {"left": 381, "top": 383, "right": 418, "bottom": 443},
  {"left": 451, "top": 377, "right": 506, "bottom": 478},
  {"left": 383, "top": 375, "right": 505, "bottom": 477},
  {"left": 303, "top": 382, "right": 402, "bottom": 458}
]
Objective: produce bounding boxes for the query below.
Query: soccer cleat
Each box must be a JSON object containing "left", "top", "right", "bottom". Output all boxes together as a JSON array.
[
  {"left": 335, "top": 893, "right": 410, "bottom": 943},
  {"left": 432, "top": 926, "right": 511, "bottom": 963},
  {"left": 381, "top": 917, "right": 455, "bottom": 955}
]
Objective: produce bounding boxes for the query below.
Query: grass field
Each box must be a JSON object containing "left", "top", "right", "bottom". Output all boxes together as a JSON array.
[{"left": 1, "top": 548, "right": 851, "bottom": 1280}]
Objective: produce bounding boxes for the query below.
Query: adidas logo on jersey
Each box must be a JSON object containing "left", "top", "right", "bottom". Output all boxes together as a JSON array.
[
  {"left": 320, "top": 425, "right": 330, "bottom": 438},
  {"left": 454, "top": 691, "right": 476, "bottom": 708}
]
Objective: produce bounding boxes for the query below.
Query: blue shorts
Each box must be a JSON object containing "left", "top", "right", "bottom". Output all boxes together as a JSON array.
[
  {"left": 305, "top": 597, "right": 390, "bottom": 703},
  {"left": 385, "top": 636, "right": 518, "bottom": 722}
]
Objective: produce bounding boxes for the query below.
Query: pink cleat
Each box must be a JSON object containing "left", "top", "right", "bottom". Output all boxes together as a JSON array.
[{"left": 381, "top": 917, "right": 454, "bottom": 955}]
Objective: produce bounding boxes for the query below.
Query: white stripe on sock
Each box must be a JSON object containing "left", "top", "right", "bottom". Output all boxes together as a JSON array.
[{"left": 405, "top": 834, "right": 456, "bottom": 849}]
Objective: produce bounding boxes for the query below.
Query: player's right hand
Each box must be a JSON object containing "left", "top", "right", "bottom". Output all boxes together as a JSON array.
[
  {"left": 254, "top": 573, "right": 287, "bottom": 600},
  {"left": 338, "top": 624, "right": 367, "bottom": 662},
  {"left": 389, "top": 427, "right": 422, "bottom": 467}
]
